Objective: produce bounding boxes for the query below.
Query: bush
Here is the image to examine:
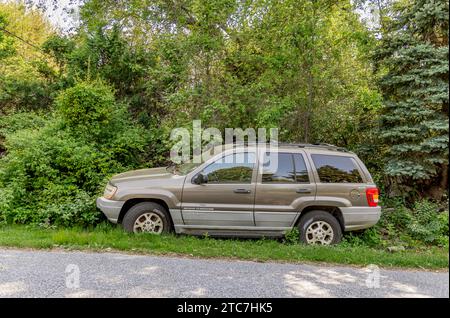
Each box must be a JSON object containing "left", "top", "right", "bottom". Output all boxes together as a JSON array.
[
  {"left": 342, "top": 227, "right": 383, "bottom": 248},
  {"left": 284, "top": 228, "right": 299, "bottom": 244},
  {"left": 348, "top": 199, "right": 449, "bottom": 248},
  {"left": 0, "top": 111, "right": 48, "bottom": 137},
  {"left": 55, "top": 81, "right": 115, "bottom": 134},
  {"left": 0, "top": 80, "right": 148, "bottom": 227},
  {"left": 407, "top": 200, "right": 449, "bottom": 246}
]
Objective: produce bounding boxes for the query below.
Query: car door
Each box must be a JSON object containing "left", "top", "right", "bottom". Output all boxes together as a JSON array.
[
  {"left": 181, "top": 151, "right": 257, "bottom": 227},
  {"left": 254, "top": 150, "right": 316, "bottom": 228}
]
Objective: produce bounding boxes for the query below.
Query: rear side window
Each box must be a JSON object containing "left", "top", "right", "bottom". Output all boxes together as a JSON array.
[
  {"left": 262, "top": 153, "right": 309, "bottom": 183},
  {"left": 311, "top": 154, "right": 363, "bottom": 183}
]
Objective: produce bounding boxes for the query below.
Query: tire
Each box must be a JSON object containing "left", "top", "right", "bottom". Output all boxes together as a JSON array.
[
  {"left": 298, "top": 210, "right": 342, "bottom": 245},
  {"left": 122, "top": 202, "right": 173, "bottom": 234}
]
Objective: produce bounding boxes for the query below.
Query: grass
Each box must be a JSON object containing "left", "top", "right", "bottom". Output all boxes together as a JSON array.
[{"left": 0, "top": 224, "right": 448, "bottom": 270}]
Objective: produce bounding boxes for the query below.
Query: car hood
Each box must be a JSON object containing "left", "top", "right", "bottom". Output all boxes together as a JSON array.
[{"left": 110, "top": 167, "right": 176, "bottom": 184}]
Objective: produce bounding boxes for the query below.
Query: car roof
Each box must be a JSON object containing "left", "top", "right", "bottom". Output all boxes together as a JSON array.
[{"left": 208, "top": 143, "right": 355, "bottom": 155}]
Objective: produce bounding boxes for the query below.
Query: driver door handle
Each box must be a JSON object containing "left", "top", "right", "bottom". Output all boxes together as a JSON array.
[
  {"left": 234, "top": 188, "right": 251, "bottom": 194},
  {"left": 296, "top": 188, "right": 312, "bottom": 194}
]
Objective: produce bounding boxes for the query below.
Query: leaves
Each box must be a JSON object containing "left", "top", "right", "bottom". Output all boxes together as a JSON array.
[
  {"left": 0, "top": 0, "right": 448, "bottom": 223},
  {"left": 0, "top": 81, "right": 149, "bottom": 226},
  {"left": 375, "top": 0, "right": 449, "bottom": 190}
]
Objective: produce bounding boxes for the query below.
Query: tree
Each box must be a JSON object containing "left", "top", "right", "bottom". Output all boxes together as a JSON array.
[
  {"left": 375, "top": 0, "right": 449, "bottom": 199},
  {"left": 0, "top": 13, "right": 15, "bottom": 60},
  {"left": 0, "top": 2, "right": 56, "bottom": 113},
  {"left": 228, "top": 0, "right": 379, "bottom": 145}
]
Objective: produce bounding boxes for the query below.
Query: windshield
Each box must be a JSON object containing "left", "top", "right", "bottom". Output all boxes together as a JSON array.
[{"left": 167, "top": 162, "right": 202, "bottom": 175}]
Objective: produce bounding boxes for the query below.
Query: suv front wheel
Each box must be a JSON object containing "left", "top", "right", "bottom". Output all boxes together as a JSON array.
[
  {"left": 298, "top": 211, "right": 343, "bottom": 245},
  {"left": 123, "top": 202, "right": 172, "bottom": 234}
]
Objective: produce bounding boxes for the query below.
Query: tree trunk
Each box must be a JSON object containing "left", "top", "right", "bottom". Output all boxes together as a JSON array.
[
  {"left": 304, "top": 68, "right": 313, "bottom": 143},
  {"left": 440, "top": 164, "right": 448, "bottom": 191},
  {"left": 425, "top": 164, "right": 448, "bottom": 200},
  {"left": 303, "top": 3, "right": 317, "bottom": 143}
]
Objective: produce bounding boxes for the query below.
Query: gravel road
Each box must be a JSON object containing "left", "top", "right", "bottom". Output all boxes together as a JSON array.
[{"left": 0, "top": 248, "right": 448, "bottom": 298}]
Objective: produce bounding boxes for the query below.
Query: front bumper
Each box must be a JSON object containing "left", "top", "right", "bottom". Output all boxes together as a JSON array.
[
  {"left": 340, "top": 206, "right": 382, "bottom": 231},
  {"left": 96, "top": 197, "right": 125, "bottom": 223}
]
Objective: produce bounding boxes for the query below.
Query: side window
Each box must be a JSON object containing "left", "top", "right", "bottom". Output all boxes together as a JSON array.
[
  {"left": 311, "top": 154, "right": 363, "bottom": 183},
  {"left": 262, "top": 153, "right": 310, "bottom": 183},
  {"left": 202, "top": 152, "right": 255, "bottom": 184},
  {"left": 262, "top": 153, "right": 295, "bottom": 183}
]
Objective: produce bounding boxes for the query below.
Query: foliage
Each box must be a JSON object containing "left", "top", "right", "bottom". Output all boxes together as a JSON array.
[
  {"left": 375, "top": 0, "right": 449, "bottom": 198},
  {"left": 346, "top": 199, "right": 449, "bottom": 248},
  {"left": 342, "top": 227, "right": 383, "bottom": 248},
  {"left": 61, "top": 0, "right": 381, "bottom": 142},
  {"left": 406, "top": 200, "right": 449, "bottom": 245},
  {"left": 55, "top": 81, "right": 115, "bottom": 133},
  {"left": 41, "top": 25, "right": 170, "bottom": 120},
  {"left": 0, "top": 80, "right": 148, "bottom": 226},
  {"left": 0, "top": 13, "right": 15, "bottom": 60},
  {"left": 284, "top": 227, "right": 300, "bottom": 245},
  {"left": 0, "top": 0, "right": 447, "bottom": 247},
  {"left": 0, "top": 110, "right": 48, "bottom": 137},
  {"left": 0, "top": 2, "right": 56, "bottom": 114}
]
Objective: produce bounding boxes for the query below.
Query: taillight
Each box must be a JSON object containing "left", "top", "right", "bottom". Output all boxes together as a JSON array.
[{"left": 366, "top": 188, "right": 379, "bottom": 207}]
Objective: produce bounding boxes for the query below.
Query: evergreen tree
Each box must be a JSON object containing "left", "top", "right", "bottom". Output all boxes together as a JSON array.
[{"left": 376, "top": 0, "right": 449, "bottom": 198}]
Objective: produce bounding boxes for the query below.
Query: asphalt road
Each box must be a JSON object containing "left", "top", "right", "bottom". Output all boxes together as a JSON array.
[{"left": 0, "top": 248, "right": 448, "bottom": 298}]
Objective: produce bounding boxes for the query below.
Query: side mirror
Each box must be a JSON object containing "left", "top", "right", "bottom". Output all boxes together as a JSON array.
[{"left": 193, "top": 173, "right": 208, "bottom": 185}]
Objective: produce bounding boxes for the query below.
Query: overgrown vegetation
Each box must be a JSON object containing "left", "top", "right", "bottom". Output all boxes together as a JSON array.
[
  {"left": 0, "top": 224, "right": 447, "bottom": 269},
  {"left": 344, "top": 199, "right": 449, "bottom": 248},
  {"left": 0, "top": 81, "right": 148, "bottom": 226},
  {"left": 0, "top": 0, "right": 448, "bottom": 252},
  {"left": 375, "top": 0, "right": 449, "bottom": 200}
]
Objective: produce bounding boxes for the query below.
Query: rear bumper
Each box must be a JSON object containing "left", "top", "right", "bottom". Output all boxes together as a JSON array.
[
  {"left": 96, "top": 197, "right": 125, "bottom": 223},
  {"left": 340, "top": 206, "right": 381, "bottom": 231}
]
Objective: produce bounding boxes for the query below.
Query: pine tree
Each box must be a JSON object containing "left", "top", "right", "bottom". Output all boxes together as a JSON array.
[{"left": 376, "top": 0, "right": 449, "bottom": 199}]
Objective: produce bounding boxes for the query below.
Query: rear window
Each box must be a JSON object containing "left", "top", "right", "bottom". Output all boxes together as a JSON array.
[
  {"left": 262, "top": 153, "right": 309, "bottom": 183},
  {"left": 311, "top": 154, "right": 363, "bottom": 183}
]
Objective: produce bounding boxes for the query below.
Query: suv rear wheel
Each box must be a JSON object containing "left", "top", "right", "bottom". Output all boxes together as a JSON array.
[
  {"left": 298, "top": 211, "right": 342, "bottom": 245},
  {"left": 122, "top": 202, "right": 172, "bottom": 234}
]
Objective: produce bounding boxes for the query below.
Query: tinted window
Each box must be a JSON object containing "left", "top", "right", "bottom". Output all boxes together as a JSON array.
[
  {"left": 262, "top": 153, "right": 295, "bottom": 183},
  {"left": 202, "top": 152, "right": 255, "bottom": 183},
  {"left": 311, "top": 154, "right": 363, "bottom": 183},
  {"left": 294, "top": 154, "right": 309, "bottom": 183},
  {"left": 262, "top": 153, "right": 310, "bottom": 183}
]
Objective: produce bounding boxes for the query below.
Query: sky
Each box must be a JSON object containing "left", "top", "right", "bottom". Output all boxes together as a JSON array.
[
  {"left": 2, "top": 0, "right": 380, "bottom": 34},
  {"left": 42, "top": 0, "right": 81, "bottom": 32},
  {"left": 32, "top": 0, "right": 81, "bottom": 33},
  {"left": 0, "top": 0, "right": 81, "bottom": 33}
]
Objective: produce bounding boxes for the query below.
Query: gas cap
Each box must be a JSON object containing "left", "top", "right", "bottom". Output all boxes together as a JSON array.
[{"left": 350, "top": 189, "right": 361, "bottom": 201}]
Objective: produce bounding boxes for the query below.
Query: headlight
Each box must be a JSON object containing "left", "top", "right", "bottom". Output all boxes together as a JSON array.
[{"left": 103, "top": 183, "right": 117, "bottom": 199}]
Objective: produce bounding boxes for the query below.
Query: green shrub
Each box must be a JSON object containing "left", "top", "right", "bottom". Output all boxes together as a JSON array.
[
  {"left": 379, "top": 205, "right": 412, "bottom": 233},
  {"left": 407, "top": 200, "right": 449, "bottom": 246},
  {"left": 284, "top": 228, "right": 300, "bottom": 244},
  {"left": 0, "top": 111, "right": 48, "bottom": 137},
  {"left": 0, "top": 80, "right": 148, "bottom": 227},
  {"left": 342, "top": 199, "right": 449, "bottom": 248},
  {"left": 342, "top": 227, "right": 383, "bottom": 247},
  {"left": 55, "top": 81, "right": 115, "bottom": 134}
]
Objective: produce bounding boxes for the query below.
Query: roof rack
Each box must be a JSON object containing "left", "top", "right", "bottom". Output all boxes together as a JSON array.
[
  {"left": 210, "top": 141, "right": 351, "bottom": 153},
  {"left": 275, "top": 142, "right": 351, "bottom": 153}
]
